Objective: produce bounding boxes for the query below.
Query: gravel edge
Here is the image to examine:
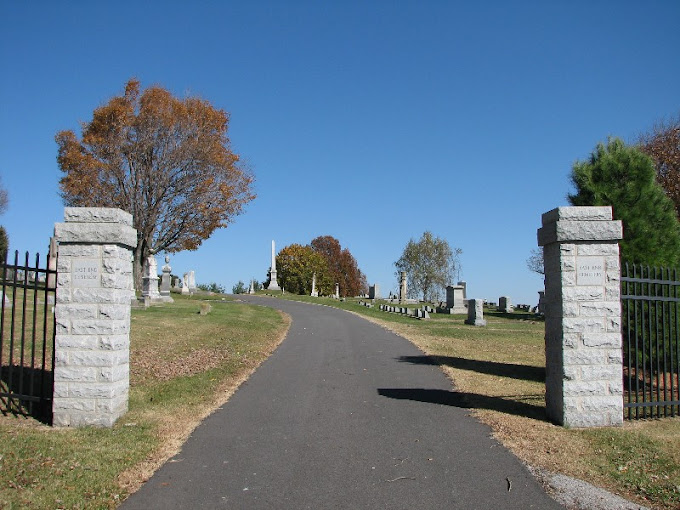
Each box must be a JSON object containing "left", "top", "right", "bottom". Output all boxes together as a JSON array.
[{"left": 529, "top": 466, "right": 650, "bottom": 510}]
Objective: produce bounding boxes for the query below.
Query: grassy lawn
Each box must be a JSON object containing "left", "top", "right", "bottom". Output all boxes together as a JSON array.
[
  {"left": 269, "top": 292, "right": 680, "bottom": 509},
  {"left": 0, "top": 293, "right": 289, "bottom": 509}
]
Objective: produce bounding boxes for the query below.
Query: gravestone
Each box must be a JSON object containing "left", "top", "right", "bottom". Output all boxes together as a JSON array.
[
  {"left": 249, "top": 280, "right": 255, "bottom": 295},
  {"left": 181, "top": 273, "right": 190, "bottom": 295},
  {"left": 537, "top": 291, "right": 545, "bottom": 314},
  {"left": 141, "top": 254, "right": 162, "bottom": 302},
  {"left": 334, "top": 283, "right": 340, "bottom": 299},
  {"left": 446, "top": 285, "right": 467, "bottom": 314},
  {"left": 187, "top": 270, "right": 197, "bottom": 294},
  {"left": 465, "top": 298, "right": 486, "bottom": 326},
  {"left": 368, "top": 284, "right": 380, "bottom": 299},
  {"left": 399, "top": 272, "right": 407, "bottom": 304},
  {"left": 458, "top": 281, "right": 467, "bottom": 299},
  {"left": 498, "top": 296, "right": 513, "bottom": 313},
  {"left": 47, "top": 237, "right": 58, "bottom": 290},
  {"left": 311, "top": 272, "right": 318, "bottom": 297},
  {"left": 159, "top": 255, "right": 174, "bottom": 303}
]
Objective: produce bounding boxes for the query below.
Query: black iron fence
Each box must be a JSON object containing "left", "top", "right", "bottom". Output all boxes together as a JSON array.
[
  {"left": 621, "top": 263, "right": 680, "bottom": 420},
  {"left": 0, "top": 250, "right": 56, "bottom": 423}
]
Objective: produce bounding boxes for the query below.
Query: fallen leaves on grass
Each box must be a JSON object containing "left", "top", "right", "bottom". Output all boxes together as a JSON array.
[{"left": 132, "top": 346, "right": 231, "bottom": 382}]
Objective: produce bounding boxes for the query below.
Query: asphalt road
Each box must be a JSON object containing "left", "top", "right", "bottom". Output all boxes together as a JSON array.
[{"left": 121, "top": 297, "right": 562, "bottom": 509}]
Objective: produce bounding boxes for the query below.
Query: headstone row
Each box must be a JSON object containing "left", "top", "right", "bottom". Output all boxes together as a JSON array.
[{"left": 378, "top": 304, "right": 430, "bottom": 320}]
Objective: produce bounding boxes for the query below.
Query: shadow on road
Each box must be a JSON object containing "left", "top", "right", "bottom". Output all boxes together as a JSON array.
[
  {"left": 377, "top": 388, "right": 546, "bottom": 420},
  {"left": 397, "top": 355, "right": 545, "bottom": 383}
]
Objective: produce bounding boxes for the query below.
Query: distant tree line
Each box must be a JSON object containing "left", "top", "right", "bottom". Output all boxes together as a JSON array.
[{"left": 197, "top": 282, "right": 226, "bottom": 294}]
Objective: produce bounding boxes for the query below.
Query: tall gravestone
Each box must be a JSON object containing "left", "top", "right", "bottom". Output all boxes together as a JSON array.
[
  {"left": 159, "top": 255, "right": 174, "bottom": 303},
  {"left": 268, "top": 240, "right": 281, "bottom": 291},
  {"left": 187, "top": 270, "right": 197, "bottom": 294},
  {"left": 181, "top": 273, "right": 190, "bottom": 295},
  {"left": 53, "top": 208, "right": 137, "bottom": 427},
  {"left": 142, "top": 254, "right": 161, "bottom": 302},
  {"left": 310, "top": 272, "right": 318, "bottom": 297},
  {"left": 368, "top": 284, "right": 380, "bottom": 300},
  {"left": 399, "top": 272, "right": 407, "bottom": 304},
  {"left": 538, "top": 206, "right": 623, "bottom": 427}
]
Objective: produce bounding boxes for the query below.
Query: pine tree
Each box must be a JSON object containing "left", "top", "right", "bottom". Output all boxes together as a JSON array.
[{"left": 568, "top": 137, "right": 680, "bottom": 267}]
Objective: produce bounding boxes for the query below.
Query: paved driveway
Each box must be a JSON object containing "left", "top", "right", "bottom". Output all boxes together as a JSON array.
[{"left": 121, "top": 297, "right": 562, "bottom": 509}]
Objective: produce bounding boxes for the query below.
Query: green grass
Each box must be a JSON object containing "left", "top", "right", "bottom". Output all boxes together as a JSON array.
[
  {"left": 1, "top": 422, "right": 153, "bottom": 509},
  {"left": 583, "top": 426, "right": 680, "bottom": 508},
  {"left": 0, "top": 294, "right": 288, "bottom": 509}
]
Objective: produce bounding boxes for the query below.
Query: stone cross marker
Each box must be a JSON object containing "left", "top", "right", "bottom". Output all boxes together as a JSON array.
[{"left": 53, "top": 207, "right": 137, "bottom": 427}]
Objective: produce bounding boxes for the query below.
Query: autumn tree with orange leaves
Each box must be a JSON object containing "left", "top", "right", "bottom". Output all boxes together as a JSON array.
[
  {"left": 56, "top": 79, "right": 255, "bottom": 290},
  {"left": 638, "top": 114, "right": 680, "bottom": 219},
  {"left": 310, "top": 235, "right": 367, "bottom": 297},
  {"left": 276, "top": 244, "right": 333, "bottom": 295}
]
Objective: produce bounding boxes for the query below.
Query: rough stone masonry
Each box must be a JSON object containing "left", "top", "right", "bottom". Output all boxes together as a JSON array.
[
  {"left": 538, "top": 206, "right": 623, "bottom": 428},
  {"left": 53, "top": 208, "right": 137, "bottom": 427}
]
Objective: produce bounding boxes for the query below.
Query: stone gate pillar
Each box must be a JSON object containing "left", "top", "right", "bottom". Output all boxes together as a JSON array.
[
  {"left": 53, "top": 208, "right": 137, "bottom": 427},
  {"left": 538, "top": 206, "right": 623, "bottom": 427}
]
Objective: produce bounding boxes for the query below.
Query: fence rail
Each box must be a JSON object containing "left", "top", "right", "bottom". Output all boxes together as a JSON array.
[
  {"left": 0, "top": 250, "right": 56, "bottom": 423},
  {"left": 621, "top": 263, "right": 680, "bottom": 420}
]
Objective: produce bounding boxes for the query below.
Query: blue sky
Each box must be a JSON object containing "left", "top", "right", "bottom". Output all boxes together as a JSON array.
[{"left": 1, "top": 1, "right": 678, "bottom": 304}]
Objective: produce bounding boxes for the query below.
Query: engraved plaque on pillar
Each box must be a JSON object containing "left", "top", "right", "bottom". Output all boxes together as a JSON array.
[
  {"left": 576, "top": 257, "right": 604, "bottom": 286},
  {"left": 72, "top": 259, "right": 100, "bottom": 288}
]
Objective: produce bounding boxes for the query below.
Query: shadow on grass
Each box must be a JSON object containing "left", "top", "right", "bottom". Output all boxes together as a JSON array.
[
  {"left": 378, "top": 388, "right": 547, "bottom": 420},
  {"left": 484, "top": 311, "right": 544, "bottom": 322},
  {"left": 397, "top": 355, "right": 545, "bottom": 383},
  {"left": 0, "top": 365, "right": 53, "bottom": 425}
]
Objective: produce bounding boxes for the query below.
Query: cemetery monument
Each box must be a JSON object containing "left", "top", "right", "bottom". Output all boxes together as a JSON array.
[{"left": 268, "top": 240, "right": 281, "bottom": 291}]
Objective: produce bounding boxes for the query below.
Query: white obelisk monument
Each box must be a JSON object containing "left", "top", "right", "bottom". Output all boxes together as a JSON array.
[{"left": 268, "top": 240, "right": 281, "bottom": 291}]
